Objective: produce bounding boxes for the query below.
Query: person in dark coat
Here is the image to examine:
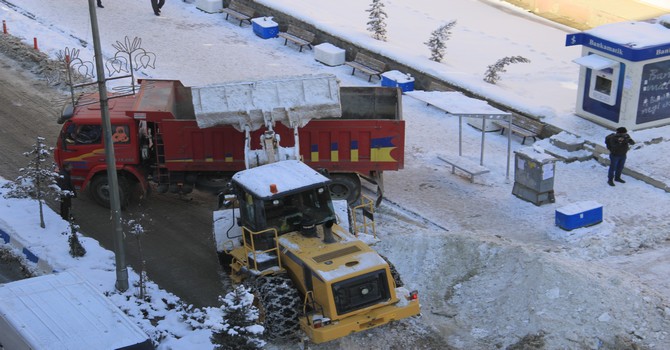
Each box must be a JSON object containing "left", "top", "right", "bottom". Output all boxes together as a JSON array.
[
  {"left": 97, "top": 0, "right": 104, "bottom": 8},
  {"left": 151, "top": 0, "right": 165, "bottom": 16},
  {"left": 58, "top": 163, "right": 76, "bottom": 220},
  {"left": 605, "top": 126, "right": 635, "bottom": 187}
]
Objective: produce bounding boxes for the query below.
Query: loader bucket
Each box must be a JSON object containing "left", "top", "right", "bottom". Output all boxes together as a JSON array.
[{"left": 191, "top": 74, "right": 342, "bottom": 132}]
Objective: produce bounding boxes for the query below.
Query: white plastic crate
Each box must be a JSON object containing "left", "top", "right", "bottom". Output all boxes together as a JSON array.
[{"left": 196, "top": 0, "right": 222, "bottom": 13}]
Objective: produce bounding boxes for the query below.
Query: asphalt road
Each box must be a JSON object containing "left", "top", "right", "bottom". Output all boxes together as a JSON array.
[{"left": 0, "top": 52, "right": 227, "bottom": 307}]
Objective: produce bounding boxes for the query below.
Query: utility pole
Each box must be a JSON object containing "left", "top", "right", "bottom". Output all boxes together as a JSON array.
[{"left": 87, "top": 0, "right": 129, "bottom": 291}]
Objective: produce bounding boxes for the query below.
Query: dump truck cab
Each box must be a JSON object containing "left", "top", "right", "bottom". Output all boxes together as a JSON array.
[{"left": 215, "top": 160, "right": 420, "bottom": 343}]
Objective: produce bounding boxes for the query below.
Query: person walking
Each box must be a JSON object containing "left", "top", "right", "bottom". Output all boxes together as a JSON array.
[
  {"left": 605, "top": 127, "right": 635, "bottom": 187},
  {"left": 58, "top": 163, "right": 76, "bottom": 220},
  {"left": 97, "top": 0, "right": 104, "bottom": 8},
  {"left": 151, "top": 0, "right": 165, "bottom": 16}
]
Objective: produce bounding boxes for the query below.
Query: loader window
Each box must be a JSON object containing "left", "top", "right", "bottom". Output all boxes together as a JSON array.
[
  {"left": 262, "top": 187, "right": 336, "bottom": 234},
  {"left": 332, "top": 269, "right": 390, "bottom": 315}
]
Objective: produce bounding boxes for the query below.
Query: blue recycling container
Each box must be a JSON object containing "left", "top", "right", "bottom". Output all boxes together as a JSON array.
[
  {"left": 252, "top": 17, "right": 279, "bottom": 39},
  {"left": 555, "top": 201, "right": 603, "bottom": 231},
  {"left": 381, "top": 70, "right": 415, "bottom": 92}
]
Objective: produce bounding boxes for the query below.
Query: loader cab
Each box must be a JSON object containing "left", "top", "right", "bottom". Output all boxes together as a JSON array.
[{"left": 231, "top": 161, "right": 337, "bottom": 248}]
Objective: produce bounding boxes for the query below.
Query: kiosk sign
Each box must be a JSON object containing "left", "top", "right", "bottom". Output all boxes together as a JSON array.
[{"left": 637, "top": 60, "right": 670, "bottom": 123}]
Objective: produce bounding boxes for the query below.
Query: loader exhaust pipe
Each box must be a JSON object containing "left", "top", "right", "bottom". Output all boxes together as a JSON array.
[{"left": 323, "top": 219, "right": 336, "bottom": 244}]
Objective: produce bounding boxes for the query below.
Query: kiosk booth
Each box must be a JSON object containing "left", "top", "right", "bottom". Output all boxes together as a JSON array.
[{"left": 566, "top": 15, "right": 670, "bottom": 131}]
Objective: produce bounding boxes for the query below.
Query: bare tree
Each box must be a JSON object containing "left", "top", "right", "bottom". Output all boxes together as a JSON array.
[
  {"left": 125, "top": 213, "right": 150, "bottom": 299},
  {"left": 425, "top": 20, "right": 457, "bottom": 62},
  {"left": 366, "top": 0, "right": 388, "bottom": 41},
  {"left": 2, "top": 137, "right": 65, "bottom": 228},
  {"left": 484, "top": 56, "right": 531, "bottom": 84}
]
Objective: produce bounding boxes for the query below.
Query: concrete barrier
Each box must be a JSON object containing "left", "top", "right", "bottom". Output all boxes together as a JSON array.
[{"left": 0, "top": 224, "right": 55, "bottom": 275}]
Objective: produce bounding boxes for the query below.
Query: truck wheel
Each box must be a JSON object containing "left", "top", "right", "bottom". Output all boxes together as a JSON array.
[
  {"left": 196, "top": 175, "right": 230, "bottom": 194},
  {"left": 254, "top": 274, "right": 301, "bottom": 341},
  {"left": 380, "top": 254, "right": 404, "bottom": 288},
  {"left": 328, "top": 173, "right": 361, "bottom": 204},
  {"left": 89, "top": 175, "right": 130, "bottom": 209}
]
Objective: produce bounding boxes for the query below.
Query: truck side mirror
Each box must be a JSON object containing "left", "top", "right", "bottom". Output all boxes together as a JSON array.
[{"left": 58, "top": 104, "right": 74, "bottom": 124}]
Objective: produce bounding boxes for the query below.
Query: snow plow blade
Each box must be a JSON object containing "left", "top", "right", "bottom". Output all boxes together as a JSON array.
[{"left": 191, "top": 73, "right": 342, "bottom": 131}]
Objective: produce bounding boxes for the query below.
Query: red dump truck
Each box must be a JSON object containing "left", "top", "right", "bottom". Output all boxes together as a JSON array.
[{"left": 54, "top": 74, "right": 404, "bottom": 207}]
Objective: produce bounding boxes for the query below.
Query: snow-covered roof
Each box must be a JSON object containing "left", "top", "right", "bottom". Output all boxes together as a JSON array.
[
  {"left": 232, "top": 160, "right": 330, "bottom": 198},
  {"left": 566, "top": 16, "right": 670, "bottom": 61},
  {"left": 587, "top": 18, "right": 670, "bottom": 49},
  {"left": 404, "top": 91, "right": 511, "bottom": 118},
  {"left": 0, "top": 271, "right": 150, "bottom": 350}
]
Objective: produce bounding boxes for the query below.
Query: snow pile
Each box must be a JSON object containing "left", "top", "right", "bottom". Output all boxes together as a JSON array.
[{"left": 435, "top": 234, "right": 670, "bottom": 348}]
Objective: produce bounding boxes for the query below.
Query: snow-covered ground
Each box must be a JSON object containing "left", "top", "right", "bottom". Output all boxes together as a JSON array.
[{"left": 1, "top": 0, "right": 670, "bottom": 349}]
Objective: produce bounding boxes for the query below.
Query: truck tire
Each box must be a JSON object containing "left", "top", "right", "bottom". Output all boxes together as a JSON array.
[
  {"left": 328, "top": 173, "right": 361, "bottom": 204},
  {"left": 380, "top": 254, "right": 404, "bottom": 288},
  {"left": 195, "top": 174, "right": 230, "bottom": 194},
  {"left": 89, "top": 174, "right": 130, "bottom": 209},
  {"left": 254, "top": 274, "right": 301, "bottom": 341}
]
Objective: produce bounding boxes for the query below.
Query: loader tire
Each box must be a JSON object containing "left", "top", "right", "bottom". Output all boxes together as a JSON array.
[
  {"left": 255, "top": 274, "right": 301, "bottom": 341},
  {"left": 380, "top": 254, "right": 404, "bottom": 288}
]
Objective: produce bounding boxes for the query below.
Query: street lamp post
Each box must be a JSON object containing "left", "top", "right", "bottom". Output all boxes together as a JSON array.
[{"left": 87, "top": 0, "right": 129, "bottom": 292}]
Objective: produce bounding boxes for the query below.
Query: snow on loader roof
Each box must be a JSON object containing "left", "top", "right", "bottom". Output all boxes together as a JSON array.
[{"left": 232, "top": 160, "right": 330, "bottom": 198}]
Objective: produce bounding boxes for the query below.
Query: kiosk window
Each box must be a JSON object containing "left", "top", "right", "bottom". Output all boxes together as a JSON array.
[
  {"left": 594, "top": 75, "right": 612, "bottom": 95},
  {"left": 573, "top": 53, "right": 620, "bottom": 106}
]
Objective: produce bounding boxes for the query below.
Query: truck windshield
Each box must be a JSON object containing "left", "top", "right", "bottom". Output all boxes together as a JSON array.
[{"left": 63, "top": 123, "right": 102, "bottom": 145}]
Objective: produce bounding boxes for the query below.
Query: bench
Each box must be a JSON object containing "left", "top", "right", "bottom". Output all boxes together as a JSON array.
[
  {"left": 222, "top": 1, "right": 254, "bottom": 26},
  {"left": 437, "top": 155, "right": 490, "bottom": 183},
  {"left": 345, "top": 52, "right": 386, "bottom": 82},
  {"left": 492, "top": 114, "right": 544, "bottom": 145},
  {"left": 277, "top": 24, "right": 315, "bottom": 52}
]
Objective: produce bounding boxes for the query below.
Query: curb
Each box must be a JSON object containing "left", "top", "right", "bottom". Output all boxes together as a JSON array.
[{"left": 0, "top": 224, "right": 55, "bottom": 275}]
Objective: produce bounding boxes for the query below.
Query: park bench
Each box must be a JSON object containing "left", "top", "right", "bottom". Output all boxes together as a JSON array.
[
  {"left": 277, "top": 24, "right": 315, "bottom": 52},
  {"left": 345, "top": 52, "right": 386, "bottom": 82},
  {"left": 222, "top": 1, "right": 254, "bottom": 26},
  {"left": 492, "top": 114, "right": 544, "bottom": 145},
  {"left": 437, "top": 155, "right": 490, "bottom": 183}
]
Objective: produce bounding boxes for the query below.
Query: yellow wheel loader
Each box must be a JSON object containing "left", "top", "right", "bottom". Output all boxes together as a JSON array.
[{"left": 213, "top": 160, "right": 420, "bottom": 344}]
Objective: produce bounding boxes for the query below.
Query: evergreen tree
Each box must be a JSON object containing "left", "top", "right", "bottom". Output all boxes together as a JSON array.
[
  {"left": 425, "top": 20, "right": 457, "bottom": 62},
  {"left": 366, "top": 0, "right": 388, "bottom": 41},
  {"left": 2, "top": 137, "right": 65, "bottom": 228},
  {"left": 65, "top": 218, "right": 87, "bottom": 257},
  {"left": 484, "top": 56, "right": 531, "bottom": 84},
  {"left": 211, "top": 285, "right": 264, "bottom": 350}
]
